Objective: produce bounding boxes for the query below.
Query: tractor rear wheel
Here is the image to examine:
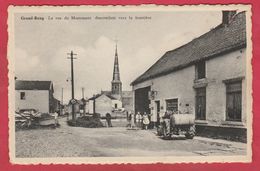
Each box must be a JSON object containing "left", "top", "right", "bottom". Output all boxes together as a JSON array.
[{"left": 185, "top": 125, "right": 195, "bottom": 139}]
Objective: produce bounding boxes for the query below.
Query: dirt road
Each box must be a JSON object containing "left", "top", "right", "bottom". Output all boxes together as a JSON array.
[{"left": 15, "top": 118, "right": 246, "bottom": 158}]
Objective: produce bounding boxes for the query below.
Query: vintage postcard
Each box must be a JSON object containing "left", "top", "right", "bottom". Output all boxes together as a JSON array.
[{"left": 8, "top": 5, "right": 252, "bottom": 164}]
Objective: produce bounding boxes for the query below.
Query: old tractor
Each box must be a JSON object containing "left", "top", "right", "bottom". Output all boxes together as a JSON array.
[{"left": 157, "top": 113, "right": 196, "bottom": 139}]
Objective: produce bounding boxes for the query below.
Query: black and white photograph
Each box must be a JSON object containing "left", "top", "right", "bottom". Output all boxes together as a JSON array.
[{"left": 8, "top": 5, "right": 252, "bottom": 164}]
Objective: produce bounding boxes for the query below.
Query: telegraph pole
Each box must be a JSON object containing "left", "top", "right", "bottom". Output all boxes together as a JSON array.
[
  {"left": 67, "top": 51, "right": 77, "bottom": 122},
  {"left": 60, "top": 88, "right": 63, "bottom": 115},
  {"left": 82, "top": 87, "right": 85, "bottom": 99}
]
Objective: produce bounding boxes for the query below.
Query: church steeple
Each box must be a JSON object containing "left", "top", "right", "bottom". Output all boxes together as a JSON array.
[{"left": 111, "top": 42, "right": 122, "bottom": 95}]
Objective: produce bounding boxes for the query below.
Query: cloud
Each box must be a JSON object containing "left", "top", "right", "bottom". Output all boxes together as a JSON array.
[
  {"left": 15, "top": 48, "right": 42, "bottom": 80},
  {"left": 161, "top": 32, "right": 196, "bottom": 51},
  {"left": 15, "top": 48, "right": 40, "bottom": 70}
]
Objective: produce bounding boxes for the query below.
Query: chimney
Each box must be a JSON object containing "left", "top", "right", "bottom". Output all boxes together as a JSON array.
[{"left": 222, "top": 10, "right": 236, "bottom": 25}]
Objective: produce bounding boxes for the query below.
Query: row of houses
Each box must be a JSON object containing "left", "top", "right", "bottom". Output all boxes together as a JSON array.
[
  {"left": 15, "top": 80, "right": 131, "bottom": 117},
  {"left": 131, "top": 11, "right": 248, "bottom": 141},
  {"left": 15, "top": 42, "right": 133, "bottom": 117}
]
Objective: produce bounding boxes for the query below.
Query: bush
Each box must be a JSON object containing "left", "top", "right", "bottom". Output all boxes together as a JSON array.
[
  {"left": 67, "top": 115, "right": 103, "bottom": 128},
  {"left": 92, "top": 113, "right": 101, "bottom": 119}
]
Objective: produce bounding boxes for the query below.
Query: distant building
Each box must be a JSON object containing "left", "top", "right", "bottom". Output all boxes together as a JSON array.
[
  {"left": 131, "top": 11, "right": 248, "bottom": 141},
  {"left": 88, "top": 94, "right": 122, "bottom": 117},
  {"left": 67, "top": 99, "right": 82, "bottom": 114},
  {"left": 15, "top": 80, "right": 59, "bottom": 113},
  {"left": 88, "top": 43, "right": 133, "bottom": 115}
]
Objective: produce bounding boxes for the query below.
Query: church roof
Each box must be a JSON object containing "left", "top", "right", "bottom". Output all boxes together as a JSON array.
[
  {"left": 112, "top": 44, "right": 121, "bottom": 82},
  {"left": 131, "top": 12, "right": 246, "bottom": 85}
]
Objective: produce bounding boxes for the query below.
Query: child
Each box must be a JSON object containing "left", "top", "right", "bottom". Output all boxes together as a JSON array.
[{"left": 142, "top": 112, "right": 150, "bottom": 130}]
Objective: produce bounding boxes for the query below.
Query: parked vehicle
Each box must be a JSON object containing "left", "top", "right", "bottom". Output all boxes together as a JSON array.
[
  {"left": 157, "top": 113, "right": 196, "bottom": 139},
  {"left": 15, "top": 109, "right": 42, "bottom": 129}
]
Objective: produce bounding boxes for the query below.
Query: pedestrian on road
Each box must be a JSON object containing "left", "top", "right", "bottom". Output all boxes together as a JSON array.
[
  {"left": 143, "top": 112, "right": 150, "bottom": 130},
  {"left": 126, "top": 111, "right": 129, "bottom": 122},
  {"left": 106, "top": 113, "right": 112, "bottom": 127},
  {"left": 163, "top": 110, "right": 172, "bottom": 136},
  {"left": 54, "top": 111, "right": 59, "bottom": 127},
  {"left": 135, "top": 112, "right": 142, "bottom": 128},
  {"left": 130, "top": 111, "right": 136, "bottom": 129}
]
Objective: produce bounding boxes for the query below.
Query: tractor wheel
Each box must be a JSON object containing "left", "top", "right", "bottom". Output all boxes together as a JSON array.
[
  {"left": 162, "top": 126, "right": 171, "bottom": 139},
  {"left": 157, "top": 126, "right": 163, "bottom": 136},
  {"left": 185, "top": 125, "right": 196, "bottom": 139}
]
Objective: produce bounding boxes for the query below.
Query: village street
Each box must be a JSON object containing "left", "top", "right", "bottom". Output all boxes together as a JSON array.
[{"left": 16, "top": 117, "right": 246, "bottom": 158}]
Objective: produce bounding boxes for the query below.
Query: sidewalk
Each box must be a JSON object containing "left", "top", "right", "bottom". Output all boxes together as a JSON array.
[{"left": 194, "top": 136, "right": 246, "bottom": 149}]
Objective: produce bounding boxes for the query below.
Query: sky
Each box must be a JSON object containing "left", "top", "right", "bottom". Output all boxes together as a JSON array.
[{"left": 14, "top": 10, "right": 222, "bottom": 103}]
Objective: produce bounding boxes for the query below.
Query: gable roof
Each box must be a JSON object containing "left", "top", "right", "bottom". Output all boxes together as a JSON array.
[
  {"left": 131, "top": 12, "right": 246, "bottom": 86},
  {"left": 88, "top": 93, "right": 117, "bottom": 101},
  {"left": 15, "top": 80, "right": 53, "bottom": 90}
]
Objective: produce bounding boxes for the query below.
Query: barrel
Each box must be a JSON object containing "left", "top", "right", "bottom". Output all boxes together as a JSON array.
[{"left": 171, "top": 114, "right": 195, "bottom": 125}]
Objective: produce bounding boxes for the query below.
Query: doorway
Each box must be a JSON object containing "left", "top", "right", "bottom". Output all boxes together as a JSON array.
[
  {"left": 195, "top": 87, "right": 206, "bottom": 120},
  {"left": 134, "top": 86, "right": 151, "bottom": 114}
]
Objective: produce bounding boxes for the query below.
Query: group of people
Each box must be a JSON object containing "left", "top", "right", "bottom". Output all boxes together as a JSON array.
[{"left": 127, "top": 111, "right": 152, "bottom": 130}]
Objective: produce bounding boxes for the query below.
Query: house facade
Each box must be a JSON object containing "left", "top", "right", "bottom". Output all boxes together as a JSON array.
[
  {"left": 131, "top": 11, "right": 248, "bottom": 141},
  {"left": 15, "top": 80, "right": 58, "bottom": 113},
  {"left": 88, "top": 93, "right": 122, "bottom": 117}
]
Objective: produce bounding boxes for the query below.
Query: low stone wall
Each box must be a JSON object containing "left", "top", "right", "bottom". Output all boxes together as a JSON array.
[{"left": 195, "top": 125, "right": 247, "bottom": 143}]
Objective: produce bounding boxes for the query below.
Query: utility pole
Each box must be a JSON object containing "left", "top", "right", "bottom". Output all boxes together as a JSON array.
[
  {"left": 67, "top": 51, "right": 77, "bottom": 122},
  {"left": 82, "top": 87, "right": 85, "bottom": 99},
  {"left": 60, "top": 88, "right": 63, "bottom": 116}
]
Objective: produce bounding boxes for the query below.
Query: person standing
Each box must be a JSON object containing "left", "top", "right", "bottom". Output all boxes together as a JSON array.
[
  {"left": 54, "top": 111, "right": 59, "bottom": 127},
  {"left": 163, "top": 110, "right": 172, "bottom": 136},
  {"left": 135, "top": 112, "right": 142, "bottom": 128},
  {"left": 130, "top": 111, "right": 136, "bottom": 129},
  {"left": 106, "top": 113, "right": 112, "bottom": 127},
  {"left": 142, "top": 112, "right": 150, "bottom": 130}
]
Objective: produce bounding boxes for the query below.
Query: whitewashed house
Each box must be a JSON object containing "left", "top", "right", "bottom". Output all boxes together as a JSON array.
[
  {"left": 88, "top": 93, "right": 122, "bottom": 117},
  {"left": 15, "top": 80, "right": 58, "bottom": 113},
  {"left": 131, "top": 11, "right": 248, "bottom": 142}
]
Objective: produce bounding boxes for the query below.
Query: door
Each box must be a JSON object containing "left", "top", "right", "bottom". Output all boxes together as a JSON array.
[
  {"left": 195, "top": 87, "right": 206, "bottom": 120},
  {"left": 134, "top": 86, "right": 151, "bottom": 114}
]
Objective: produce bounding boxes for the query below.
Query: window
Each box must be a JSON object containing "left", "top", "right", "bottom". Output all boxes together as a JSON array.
[
  {"left": 20, "top": 92, "right": 25, "bottom": 100},
  {"left": 195, "top": 88, "right": 206, "bottom": 120},
  {"left": 195, "top": 61, "right": 206, "bottom": 79},
  {"left": 115, "top": 104, "right": 118, "bottom": 109},
  {"left": 226, "top": 81, "right": 242, "bottom": 121},
  {"left": 166, "top": 99, "right": 178, "bottom": 113}
]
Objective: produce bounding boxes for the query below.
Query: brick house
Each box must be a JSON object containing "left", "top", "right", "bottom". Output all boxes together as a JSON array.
[{"left": 131, "top": 11, "right": 249, "bottom": 141}]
